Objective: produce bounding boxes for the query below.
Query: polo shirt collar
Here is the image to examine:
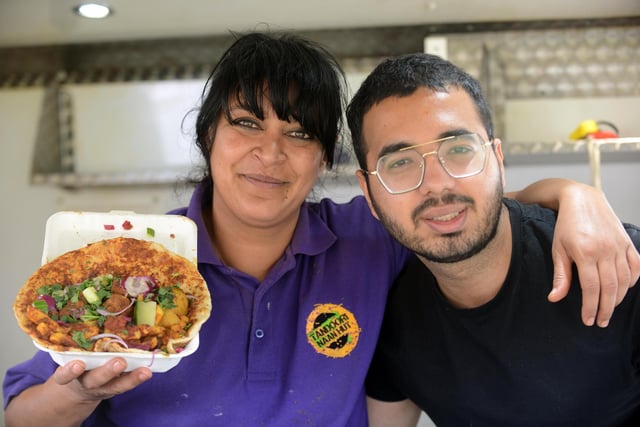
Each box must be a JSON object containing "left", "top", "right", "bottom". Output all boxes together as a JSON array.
[{"left": 291, "top": 200, "right": 337, "bottom": 256}]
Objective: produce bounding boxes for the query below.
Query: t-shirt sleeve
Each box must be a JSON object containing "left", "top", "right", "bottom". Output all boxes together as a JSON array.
[
  {"left": 365, "top": 336, "right": 407, "bottom": 402},
  {"left": 626, "top": 223, "right": 640, "bottom": 252},
  {"left": 3, "top": 351, "right": 58, "bottom": 409}
]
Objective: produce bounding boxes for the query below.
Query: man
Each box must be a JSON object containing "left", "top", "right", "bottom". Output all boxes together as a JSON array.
[{"left": 346, "top": 53, "right": 640, "bottom": 426}]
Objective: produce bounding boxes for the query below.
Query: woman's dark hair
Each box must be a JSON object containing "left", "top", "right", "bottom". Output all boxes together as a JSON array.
[
  {"left": 193, "top": 32, "right": 347, "bottom": 194},
  {"left": 346, "top": 53, "right": 495, "bottom": 171}
]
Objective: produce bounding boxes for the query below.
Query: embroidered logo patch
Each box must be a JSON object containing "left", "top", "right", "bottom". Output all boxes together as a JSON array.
[{"left": 306, "top": 304, "right": 360, "bottom": 358}]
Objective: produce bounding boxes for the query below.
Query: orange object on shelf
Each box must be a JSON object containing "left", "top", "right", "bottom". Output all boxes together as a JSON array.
[{"left": 570, "top": 120, "right": 619, "bottom": 140}]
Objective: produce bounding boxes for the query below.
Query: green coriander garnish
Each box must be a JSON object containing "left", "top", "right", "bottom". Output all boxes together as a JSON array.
[{"left": 72, "top": 331, "right": 92, "bottom": 350}]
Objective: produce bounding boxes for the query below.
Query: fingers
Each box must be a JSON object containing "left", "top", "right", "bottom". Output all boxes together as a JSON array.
[
  {"left": 591, "top": 259, "right": 619, "bottom": 328},
  {"left": 576, "top": 247, "right": 638, "bottom": 328},
  {"left": 82, "top": 367, "right": 153, "bottom": 399},
  {"left": 551, "top": 245, "right": 615, "bottom": 327},
  {"left": 628, "top": 244, "right": 640, "bottom": 288},
  {"left": 53, "top": 360, "right": 86, "bottom": 386},
  {"left": 78, "top": 358, "right": 152, "bottom": 397},
  {"left": 56, "top": 358, "right": 152, "bottom": 401},
  {"left": 574, "top": 262, "right": 600, "bottom": 327},
  {"left": 613, "top": 248, "right": 633, "bottom": 306},
  {"left": 592, "top": 242, "right": 640, "bottom": 326},
  {"left": 549, "top": 250, "right": 571, "bottom": 303},
  {"left": 76, "top": 358, "right": 128, "bottom": 390},
  {"left": 551, "top": 230, "right": 638, "bottom": 328}
]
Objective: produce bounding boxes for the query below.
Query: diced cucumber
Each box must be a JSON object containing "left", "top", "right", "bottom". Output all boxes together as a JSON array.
[
  {"left": 135, "top": 300, "right": 157, "bottom": 325},
  {"left": 82, "top": 287, "right": 101, "bottom": 305}
]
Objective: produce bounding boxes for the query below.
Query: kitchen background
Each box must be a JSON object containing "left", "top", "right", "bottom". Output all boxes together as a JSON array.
[{"left": 1, "top": 2, "right": 639, "bottom": 426}]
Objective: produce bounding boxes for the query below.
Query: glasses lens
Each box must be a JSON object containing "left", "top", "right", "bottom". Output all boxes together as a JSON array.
[
  {"left": 438, "top": 134, "right": 486, "bottom": 178},
  {"left": 374, "top": 134, "right": 489, "bottom": 194},
  {"left": 376, "top": 150, "right": 424, "bottom": 194}
]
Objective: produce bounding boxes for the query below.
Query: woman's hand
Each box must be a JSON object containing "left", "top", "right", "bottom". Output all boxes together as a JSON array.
[
  {"left": 549, "top": 181, "right": 640, "bottom": 327},
  {"left": 5, "top": 358, "right": 152, "bottom": 427},
  {"left": 511, "top": 178, "right": 640, "bottom": 327},
  {"left": 54, "top": 358, "right": 152, "bottom": 402}
]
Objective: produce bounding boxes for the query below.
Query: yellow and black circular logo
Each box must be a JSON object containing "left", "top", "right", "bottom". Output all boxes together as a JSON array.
[{"left": 306, "top": 304, "right": 360, "bottom": 358}]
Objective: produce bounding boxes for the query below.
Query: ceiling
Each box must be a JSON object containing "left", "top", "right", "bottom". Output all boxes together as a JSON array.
[{"left": 1, "top": 0, "right": 639, "bottom": 48}]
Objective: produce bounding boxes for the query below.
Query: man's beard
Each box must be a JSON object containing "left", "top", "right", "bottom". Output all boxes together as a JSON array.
[{"left": 370, "top": 177, "right": 504, "bottom": 264}]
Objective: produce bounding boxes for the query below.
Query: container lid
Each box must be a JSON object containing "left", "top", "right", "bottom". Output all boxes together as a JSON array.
[{"left": 41, "top": 210, "right": 198, "bottom": 265}]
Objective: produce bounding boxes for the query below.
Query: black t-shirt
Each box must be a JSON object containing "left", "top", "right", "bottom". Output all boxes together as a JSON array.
[{"left": 366, "top": 199, "right": 640, "bottom": 427}]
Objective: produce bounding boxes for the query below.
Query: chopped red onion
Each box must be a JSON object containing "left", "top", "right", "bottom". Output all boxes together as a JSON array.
[
  {"left": 121, "top": 276, "right": 158, "bottom": 297},
  {"left": 90, "top": 333, "right": 128, "bottom": 349},
  {"left": 147, "top": 349, "right": 160, "bottom": 367},
  {"left": 36, "top": 294, "right": 57, "bottom": 312},
  {"left": 100, "top": 339, "right": 128, "bottom": 351}
]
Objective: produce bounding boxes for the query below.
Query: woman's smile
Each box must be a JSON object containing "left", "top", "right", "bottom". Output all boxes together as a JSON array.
[{"left": 241, "top": 172, "right": 288, "bottom": 188}]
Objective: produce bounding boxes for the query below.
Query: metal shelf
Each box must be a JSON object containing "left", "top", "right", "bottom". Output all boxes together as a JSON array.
[{"left": 584, "top": 137, "right": 640, "bottom": 189}]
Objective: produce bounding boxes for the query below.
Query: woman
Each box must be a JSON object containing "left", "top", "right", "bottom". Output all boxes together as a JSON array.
[{"left": 4, "top": 32, "right": 638, "bottom": 427}]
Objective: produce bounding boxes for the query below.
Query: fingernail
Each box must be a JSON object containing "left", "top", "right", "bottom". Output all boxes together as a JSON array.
[
  {"left": 598, "top": 320, "right": 609, "bottom": 328},
  {"left": 71, "top": 363, "right": 84, "bottom": 374},
  {"left": 586, "top": 317, "right": 595, "bottom": 326}
]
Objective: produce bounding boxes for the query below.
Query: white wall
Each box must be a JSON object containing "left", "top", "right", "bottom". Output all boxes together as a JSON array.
[
  {"left": 0, "top": 88, "right": 193, "bottom": 426},
  {"left": 1, "top": 89, "right": 56, "bottom": 401},
  {"left": 504, "top": 160, "right": 640, "bottom": 225},
  {"left": 1, "top": 88, "right": 639, "bottom": 427}
]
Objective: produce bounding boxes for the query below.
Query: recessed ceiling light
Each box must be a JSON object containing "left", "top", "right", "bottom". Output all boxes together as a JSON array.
[{"left": 73, "top": 3, "right": 113, "bottom": 19}]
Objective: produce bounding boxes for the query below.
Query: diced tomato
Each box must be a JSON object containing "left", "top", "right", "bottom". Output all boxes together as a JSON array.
[
  {"left": 104, "top": 224, "right": 115, "bottom": 230},
  {"left": 122, "top": 220, "right": 133, "bottom": 230}
]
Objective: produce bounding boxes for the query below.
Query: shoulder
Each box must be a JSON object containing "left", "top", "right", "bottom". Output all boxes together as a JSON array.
[
  {"left": 388, "top": 256, "right": 436, "bottom": 306},
  {"left": 304, "top": 195, "right": 411, "bottom": 269},
  {"left": 167, "top": 206, "right": 187, "bottom": 216},
  {"left": 309, "top": 194, "right": 372, "bottom": 217},
  {"left": 504, "top": 198, "right": 558, "bottom": 241},
  {"left": 503, "top": 198, "right": 557, "bottom": 223},
  {"left": 307, "top": 195, "right": 390, "bottom": 236}
]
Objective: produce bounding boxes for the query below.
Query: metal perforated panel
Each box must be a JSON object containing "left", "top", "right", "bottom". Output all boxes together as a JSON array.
[{"left": 2, "top": 19, "right": 638, "bottom": 186}]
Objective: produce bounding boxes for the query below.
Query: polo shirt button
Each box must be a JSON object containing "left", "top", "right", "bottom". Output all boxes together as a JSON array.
[{"left": 255, "top": 329, "right": 265, "bottom": 339}]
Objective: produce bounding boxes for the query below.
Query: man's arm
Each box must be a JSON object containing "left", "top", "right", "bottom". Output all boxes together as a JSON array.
[
  {"left": 367, "top": 396, "right": 422, "bottom": 427},
  {"left": 508, "top": 178, "right": 640, "bottom": 327}
]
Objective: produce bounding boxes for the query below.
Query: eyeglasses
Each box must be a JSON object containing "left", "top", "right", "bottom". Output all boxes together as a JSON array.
[{"left": 364, "top": 133, "right": 493, "bottom": 194}]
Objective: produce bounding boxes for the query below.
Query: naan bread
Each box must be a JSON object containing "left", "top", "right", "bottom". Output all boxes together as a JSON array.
[{"left": 14, "top": 237, "right": 211, "bottom": 354}]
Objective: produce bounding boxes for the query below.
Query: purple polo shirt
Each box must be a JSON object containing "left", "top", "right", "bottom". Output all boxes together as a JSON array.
[{"left": 4, "top": 184, "right": 409, "bottom": 427}]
